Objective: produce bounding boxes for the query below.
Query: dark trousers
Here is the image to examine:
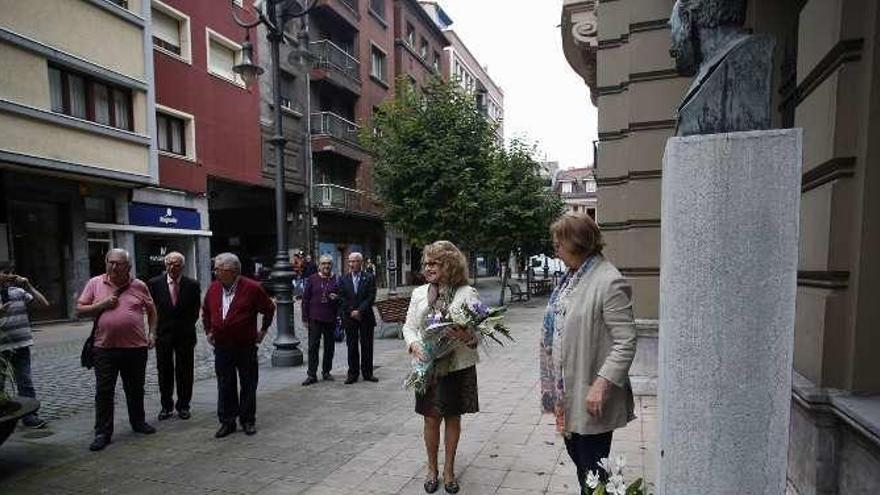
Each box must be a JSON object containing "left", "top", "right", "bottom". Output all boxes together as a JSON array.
[
  {"left": 93, "top": 347, "right": 148, "bottom": 437},
  {"left": 564, "top": 431, "right": 613, "bottom": 492},
  {"left": 156, "top": 340, "right": 195, "bottom": 412},
  {"left": 214, "top": 346, "right": 258, "bottom": 426},
  {"left": 345, "top": 321, "right": 375, "bottom": 378},
  {"left": 306, "top": 320, "right": 335, "bottom": 378},
  {"left": 0, "top": 347, "right": 38, "bottom": 421}
]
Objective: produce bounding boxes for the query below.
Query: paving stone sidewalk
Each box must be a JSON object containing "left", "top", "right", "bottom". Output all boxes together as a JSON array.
[{"left": 0, "top": 280, "right": 656, "bottom": 494}]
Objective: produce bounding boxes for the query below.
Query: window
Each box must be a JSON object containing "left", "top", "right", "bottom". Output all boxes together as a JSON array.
[
  {"left": 157, "top": 113, "right": 186, "bottom": 156},
  {"left": 151, "top": 1, "right": 190, "bottom": 62},
  {"left": 155, "top": 105, "right": 195, "bottom": 160},
  {"left": 48, "top": 65, "right": 134, "bottom": 131},
  {"left": 207, "top": 29, "right": 243, "bottom": 85},
  {"left": 585, "top": 179, "right": 597, "bottom": 193},
  {"left": 562, "top": 182, "right": 573, "bottom": 194},
  {"left": 419, "top": 38, "right": 428, "bottom": 59},
  {"left": 405, "top": 23, "right": 415, "bottom": 47},
  {"left": 432, "top": 51, "right": 440, "bottom": 72},
  {"left": 280, "top": 72, "right": 296, "bottom": 111},
  {"left": 369, "top": 0, "right": 385, "bottom": 18},
  {"left": 370, "top": 45, "right": 387, "bottom": 83},
  {"left": 85, "top": 197, "right": 116, "bottom": 223},
  {"left": 108, "top": 0, "right": 129, "bottom": 8}
]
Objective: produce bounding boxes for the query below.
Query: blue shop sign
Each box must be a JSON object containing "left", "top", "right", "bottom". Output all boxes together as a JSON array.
[{"left": 129, "top": 202, "right": 201, "bottom": 230}]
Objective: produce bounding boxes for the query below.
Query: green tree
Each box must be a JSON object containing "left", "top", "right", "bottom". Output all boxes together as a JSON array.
[
  {"left": 481, "top": 140, "right": 564, "bottom": 304},
  {"left": 365, "top": 79, "right": 562, "bottom": 303},
  {"left": 363, "top": 79, "right": 497, "bottom": 252}
]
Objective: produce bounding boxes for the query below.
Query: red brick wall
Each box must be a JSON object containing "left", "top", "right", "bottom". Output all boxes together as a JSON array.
[{"left": 153, "top": 0, "right": 262, "bottom": 194}]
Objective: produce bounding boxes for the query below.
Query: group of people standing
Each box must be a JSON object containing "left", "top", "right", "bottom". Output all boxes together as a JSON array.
[
  {"left": 74, "top": 249, "right": 275, "bottom": 450},
  {"left": 298, "top": 251, "right": 378, "bottom": 385}
]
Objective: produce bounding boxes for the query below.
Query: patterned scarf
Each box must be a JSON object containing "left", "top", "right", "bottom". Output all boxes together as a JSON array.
[{"left": 539, "top": 255, "right": 599, "bottom": 434}]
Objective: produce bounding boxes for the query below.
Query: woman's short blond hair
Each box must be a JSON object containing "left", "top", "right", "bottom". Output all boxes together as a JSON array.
[
  {"left": 422, "top": 240, "right": 469, "bottom": 287},
  {"left": 550, "top": 213, "right": 604, "bottom": 257}
]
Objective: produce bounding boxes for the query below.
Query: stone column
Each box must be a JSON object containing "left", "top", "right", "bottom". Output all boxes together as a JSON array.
[{"left": 658, "top": 129, "right": 802, "bottom": 494}]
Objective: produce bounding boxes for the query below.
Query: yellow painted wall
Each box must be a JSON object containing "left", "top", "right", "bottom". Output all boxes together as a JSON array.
[
  {"left": 0, "top": 0, "right": 146, "bottom": 80},
  {"left": 0, "top": 41, "right": 49, "bottom": 108},
  {"left": 0, "top": 112, "right": 150, "bottom": 177}
]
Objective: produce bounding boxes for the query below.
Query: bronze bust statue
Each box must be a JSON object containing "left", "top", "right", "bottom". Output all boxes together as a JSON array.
[{"left": 669, "top": 0, "right": 775, "bottom": 136}]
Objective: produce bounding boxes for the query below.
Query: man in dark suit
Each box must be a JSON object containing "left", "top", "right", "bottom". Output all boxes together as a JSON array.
[
  {"left": 339, "top": 252, "right": 377, "bottom": 384},
  {"left": 147, "top": 251, "right": 201, "bottom": 421}
]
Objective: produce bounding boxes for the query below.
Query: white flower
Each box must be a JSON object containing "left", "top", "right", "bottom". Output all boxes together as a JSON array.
[
  {"left": 614, "top": 454, "right": 627, "bottom": 474},
  {"left": 606, "top": 474, "right": 626, "bottom": 495},
  {"left": 585, "top": 471, "right": 600, "bottom": 489},
  {"left": 598, "top": 457, "right": 611, "bottom": 474}
]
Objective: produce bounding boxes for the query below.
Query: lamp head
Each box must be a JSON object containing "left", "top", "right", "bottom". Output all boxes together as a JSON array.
[{"left": 233, "top": 39, "right": 264, "bottom": 87}]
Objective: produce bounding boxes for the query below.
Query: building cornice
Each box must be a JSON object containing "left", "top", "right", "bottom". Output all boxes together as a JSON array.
[{"left": 561, "top": 0, "right": 598, "bottom": 106}]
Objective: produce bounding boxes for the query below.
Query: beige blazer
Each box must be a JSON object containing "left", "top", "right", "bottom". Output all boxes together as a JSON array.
[
  {"left": 560, "top": 257, "right": 637, "bottom": 434},
  {"left": 402, "top": 284, "right": 480, "bottom": 373}
]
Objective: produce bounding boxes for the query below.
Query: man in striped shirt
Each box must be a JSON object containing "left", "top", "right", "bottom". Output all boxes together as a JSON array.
[{"left": 0, "top": 261, "right": 49, "bottom": 428}]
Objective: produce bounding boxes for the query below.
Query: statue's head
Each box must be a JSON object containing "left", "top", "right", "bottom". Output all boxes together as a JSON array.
[{"left": 669, "top": 0, "right": 748, "bottom": 76}]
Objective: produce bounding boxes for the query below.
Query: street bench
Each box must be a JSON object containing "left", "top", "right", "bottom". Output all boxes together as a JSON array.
[
  {"left": 506, "top": 282, "right": 528, "bottom": 302},
  {"left": 375, "top": 297, "right": 411, "bottom": 338}
]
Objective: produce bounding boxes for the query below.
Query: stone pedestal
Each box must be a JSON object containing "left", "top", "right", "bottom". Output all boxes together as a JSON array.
[{"left": 658, "top": 129, "right": 802, "bottom": 494}]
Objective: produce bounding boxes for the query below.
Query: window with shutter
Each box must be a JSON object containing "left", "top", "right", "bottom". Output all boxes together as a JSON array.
[{"left": 152, "top": 8, "right": 181, "bottom": 54}]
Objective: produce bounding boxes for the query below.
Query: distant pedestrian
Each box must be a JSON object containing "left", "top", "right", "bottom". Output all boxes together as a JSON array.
[
  {"left": 303, "top": 255, "right": 318, "bottom": 277},
  {"left": 365, "top": 258, "right": 376, "bottom": 276},
  {"left": 402, "top": 241, "right": 480, "bottom": 494},
  {"left": 339, "top": 252, "right": 377, "bottom": 384},
  {"left": 301, "top": 255, "right": 340, "bottom": 386},
  {"left": 203, "top": 253, "right": 274, "bottom": 438},
  {"left": 76, "top": 248, "right": 157, "bottom": 452},
  {"left": 541, "top": 213, "right": 637, "bottom": 491},
  {"left": 0, "top": 262, "right": 50, "bottom": 429},
  {"left": 147, "top": 252, "right": 200, "bottom": 421}
]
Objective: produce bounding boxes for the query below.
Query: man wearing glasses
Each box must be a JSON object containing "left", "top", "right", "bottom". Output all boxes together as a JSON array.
[
  {"left": 76, "top": 248, "right": 157, "bottom": 451},
  {"left": 203, "top": 253, "right": 274, "bottom": 438},
  {"left": 147, "top": 252, "right": 201, "bottom": 421}
]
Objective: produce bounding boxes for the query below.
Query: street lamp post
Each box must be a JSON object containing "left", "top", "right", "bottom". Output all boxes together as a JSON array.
[{"left": 231, "top": 0, "right": 316, "bottom": 366}]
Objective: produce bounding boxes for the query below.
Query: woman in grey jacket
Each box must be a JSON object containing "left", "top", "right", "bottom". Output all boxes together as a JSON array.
[{"left": 540, "top": 213, "right": 637, "bottom": 491}]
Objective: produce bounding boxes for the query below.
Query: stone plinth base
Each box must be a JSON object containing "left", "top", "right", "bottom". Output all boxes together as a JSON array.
[{"left": 658, "top": 129, "right": 802, "bottom": 494}]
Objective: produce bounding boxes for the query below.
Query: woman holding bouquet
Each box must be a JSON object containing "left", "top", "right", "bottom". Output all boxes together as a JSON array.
[
  {"left": 540, "top": 213, "right": 637, "bottom": 492},
  {"left": 403, "top": 241, "right": 479, "bottom": 494}
]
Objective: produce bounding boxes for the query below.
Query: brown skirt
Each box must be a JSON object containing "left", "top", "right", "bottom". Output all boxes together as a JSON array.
[{"left": 415, "top": 365, "right": 479, "bottom": 417}]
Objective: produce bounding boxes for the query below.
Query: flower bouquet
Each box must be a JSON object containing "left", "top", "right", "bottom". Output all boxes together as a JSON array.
[
  {"left": 583, "top": 456, "right": 647, "bottom": 495},
  {"left": 403, "top": 296, "right": 513, "bottom": 395}
]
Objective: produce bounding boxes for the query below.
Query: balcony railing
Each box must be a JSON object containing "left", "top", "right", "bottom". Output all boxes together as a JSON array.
[
  {"left": 313, "top": 184, "right": 379, "bottom": 216},
  {"left": 311, "top": 111, "right": 360, "bottom": 145},
  {"left": 309, "top": 39, "right": 360, "bottom": 83}
]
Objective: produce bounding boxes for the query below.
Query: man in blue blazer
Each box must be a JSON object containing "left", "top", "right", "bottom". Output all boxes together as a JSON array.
[{"left": 339, "top": 252, "right": 377, "bottom": 384}]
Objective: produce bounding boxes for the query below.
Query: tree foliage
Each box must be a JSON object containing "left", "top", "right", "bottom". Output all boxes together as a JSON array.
[{"left": 364, "top": 78, "right": 562, "bottom": 264}]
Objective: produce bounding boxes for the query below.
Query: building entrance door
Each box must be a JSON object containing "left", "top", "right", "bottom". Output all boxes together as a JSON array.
[
  {"left": 10, "top": 200, "right": 67, "bottom": 321},
  {"left": 135, "top": 235, "right": 190, "bottom": 282}
]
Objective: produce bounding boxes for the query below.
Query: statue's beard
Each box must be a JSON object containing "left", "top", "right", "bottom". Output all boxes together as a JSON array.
[{"left": 670, "top": 36, "right": 700, "bottom": 77}]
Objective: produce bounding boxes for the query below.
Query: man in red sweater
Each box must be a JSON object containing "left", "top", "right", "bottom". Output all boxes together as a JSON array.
[{"left": 203, "top": 252, "right": 275, "bottom": 438}]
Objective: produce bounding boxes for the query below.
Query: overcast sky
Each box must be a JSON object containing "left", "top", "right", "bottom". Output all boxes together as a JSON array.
[{"left": 436, "top": 0, "right": 598, "bottom": 169}]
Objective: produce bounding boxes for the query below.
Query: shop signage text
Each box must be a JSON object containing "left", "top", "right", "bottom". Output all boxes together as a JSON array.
[{"left": 129, "top": 203, "right": 201, "bottom": 230}]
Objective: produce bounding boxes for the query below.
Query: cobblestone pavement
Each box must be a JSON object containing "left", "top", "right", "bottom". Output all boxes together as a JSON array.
[{"left": 1, "top": 280, "right": 657, "bottom": 494}]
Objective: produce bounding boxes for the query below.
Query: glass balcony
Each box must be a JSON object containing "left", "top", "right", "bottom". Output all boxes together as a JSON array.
[
  {"left": 310, "top": 111, "right": 360, "bottom": 145},
  {"left": 309, "top": 39, "right": 361, "bottom": 84}
]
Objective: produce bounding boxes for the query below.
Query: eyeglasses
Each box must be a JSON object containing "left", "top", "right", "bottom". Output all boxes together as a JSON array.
[
  {"left": 107, "top": 260, "right": 128, "bottom": 266},
  {"left": 213, "top": 267, "right": 234, "bottom": 273}
]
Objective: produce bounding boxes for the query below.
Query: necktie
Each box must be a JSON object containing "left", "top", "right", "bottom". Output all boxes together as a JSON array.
[
  {"left": 353, "top": 274, "right": 359, "bottom": 293},
  {"left": 170, "top": 279, "right": 179, "bottom": 306}
]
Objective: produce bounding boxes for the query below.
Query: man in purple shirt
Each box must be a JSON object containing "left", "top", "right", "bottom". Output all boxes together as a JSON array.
[{"left": 301, "top": 255, "right": 340, "bottom": 386}]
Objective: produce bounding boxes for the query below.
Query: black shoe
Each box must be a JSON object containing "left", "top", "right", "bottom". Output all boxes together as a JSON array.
[
  {"left": 443, "top": 480, "right": 460, "bottom": 494},
  {"left": 177, "top": 409, "right": 191, "bottom": 420},
  {"left": 132, "top": 423, "right": 156, "bottom": 434},
  {"left": 215, "top": 422, "right": 236, "bottom": 438},
  {"left": 363, "top": 375, "right": 379, "bottom": 382},
  {"left": 322, "top": 372, "right": 335, "bottom": 381},
  {"left": 89, "top": 435, "right": 111, "bottom": 451},
  {"left": 424, "top": 476, "right": 439, "bottom": 494},
  {"left": 158, "top": 409, "right": 173, "bottom": 421},
  {"left": 302, "top": 376, "right": 318, "bottom": 386},
  {"left": 22, "top": 415, "right": 47, "bottom": 429},
  {"left": 344, "top": 376, "right": 358, "bottom": 384},
  {"left": 242, "top": 423, "right": 257, "bottom": 436}
]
